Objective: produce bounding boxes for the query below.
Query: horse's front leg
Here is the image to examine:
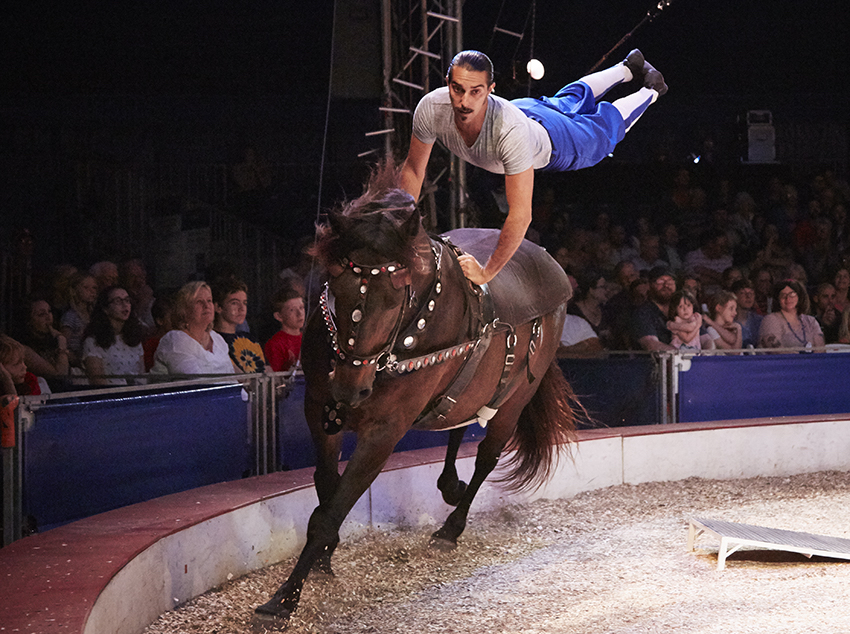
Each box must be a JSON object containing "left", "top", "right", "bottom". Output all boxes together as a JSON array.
[
  {"left": 255, "top": 422, "right": 403, "bottom": 624},
  {"left": 437, "top": 426, "right": 468, "bottom": 506}
]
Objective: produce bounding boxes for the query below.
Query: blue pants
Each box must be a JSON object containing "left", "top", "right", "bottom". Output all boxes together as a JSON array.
[{"left": 512, "top": 81, "right": 626, "bottom": 172}]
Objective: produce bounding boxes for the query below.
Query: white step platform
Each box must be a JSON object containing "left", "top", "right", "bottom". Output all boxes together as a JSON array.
[{"left": 688, "top": 517, "right": 850, "bottom": 570}]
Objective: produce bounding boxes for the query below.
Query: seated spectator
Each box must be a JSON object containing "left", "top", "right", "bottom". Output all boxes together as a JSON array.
[
  {"left": 720, "top": 267, "right": 744, "bottom": 291},
  {"left": 751, "top": 224, "right": 795, "bottom": 278},
  {"left": 837, "top": 306, "right": 850, "bottom": 345},
  {"left": 703, "top": 291, "right": 743, "bottom": 350},
  {"left": 81, "top": 286, "right": 146, "bottom": 385},
  {"left": 684, "top": 228, "right": 733, "bottom": 298},
  {"left": 89, "top": 260, "right": 119, "bottom": 293},
  {"left": 811, "top": 282, "right": 840, "bottom": 344},
  {"left": 0, "top": 334, "right": 51, "bottom": 397},
  {"left": 631, "top": 234, "right": 666, "bottom": 273},
  {"left": 14, "top": 296, "right": 70, "bottom": 381},
  {"left": 730, "top": 279, "right": 763, "bottom": 348},
  {"left": 660, "top": 222, "right": 683, "bottom": 273},
  {"left": 151, "top": 281, "right": 236, "bottom": 375},
  {"left": 119, "top": 258, "right": 155, "bottom": 334},
  {"left": 143, "top": 292, "right": 175, "bottom": 371},
  {"left": 666, "top": 289, "right": 703, "bottom": 351},
  {"left": 631, "top": 266, "right": 677, "bottom": 351},
  {"left": 751, "top": 266, "right": 774, "bottom": 315},
  {"left": 567, "top": 269, "right": 612, "bottom": 348},
  {"left": 264, "top": 286, "right": 305, "bottom": 372},
  {"left": 60, "top": 272, "right": 98, "bottom": 367},
  {"left": 557, "top": 314, "right": 604, "bottom": 357},
  {"left": 758, "top": 279, "right": 824, "bottom": 351},
  {"left": 833, "top": 267, "right": 850, "bottom": 314},
  {"left": 212, "top": 277, "right": 267, "bottom": 374},
  {"left": 681, "top": 273, "right": 705, "bottom": 311}
]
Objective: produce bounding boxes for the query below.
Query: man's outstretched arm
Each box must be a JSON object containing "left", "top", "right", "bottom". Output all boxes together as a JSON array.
[
  {"left": 400, "top": 135, "right": 434, "bottom": 201},
  {"left": 458, "top": 166, "right": 534, "bottom": 285}
]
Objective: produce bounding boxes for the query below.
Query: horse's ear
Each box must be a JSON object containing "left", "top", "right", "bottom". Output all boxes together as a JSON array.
[
  {"left": 401, "top": 204, "right": 421, "bottom": 238},
  {"left": 390, "top": 268, "right": 411, "bottom": 289},
  {"left": 328, "top": 208, "right": 350, "bottom": 237}
]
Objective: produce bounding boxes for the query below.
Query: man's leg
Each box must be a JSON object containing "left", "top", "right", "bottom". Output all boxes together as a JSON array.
[
  {"left": 613, "top": 87, "right": 657, "bottom": 133},
  {"left": 578, "top": 49, "right": 667, "bottom": 101}
]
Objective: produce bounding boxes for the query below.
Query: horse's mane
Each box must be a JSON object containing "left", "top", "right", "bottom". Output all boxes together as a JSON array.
[{"left": 312, "top": 160, "right": 420, "bottom": 267}]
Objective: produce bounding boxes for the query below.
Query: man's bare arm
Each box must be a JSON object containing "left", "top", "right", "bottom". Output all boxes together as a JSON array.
[
  {"left": 399, "top": 135, "right": 434, "bottom": 201},
  {"left": 458, "top": 167, "right": 534, "bottom": 284}
]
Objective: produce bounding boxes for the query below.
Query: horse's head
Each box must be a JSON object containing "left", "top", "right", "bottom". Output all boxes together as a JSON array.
[{"left": 314, "top": 163, "right": 430, "bottom": 407}]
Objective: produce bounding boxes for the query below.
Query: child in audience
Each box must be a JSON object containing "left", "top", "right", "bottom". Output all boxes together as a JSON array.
[
  {"left": 667, "top": 289, "right": 702, "bottom": 350},
  {"left": 0, "top": 334, "right": 51, "bottom": 396},
  {"left": 212, "top": 277, "right": 266, "bottom": 373},
  {"left": 264, "top": 286, "right": 305, "bottom": 372}
]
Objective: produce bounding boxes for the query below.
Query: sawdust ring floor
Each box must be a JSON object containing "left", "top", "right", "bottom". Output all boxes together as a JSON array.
[{"left": 144, "top": 471, "right": 850, "bottom": 634}]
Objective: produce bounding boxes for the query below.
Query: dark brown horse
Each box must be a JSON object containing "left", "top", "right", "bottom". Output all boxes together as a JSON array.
[{"left": 255, "top": 164, "right": 578, "bottom": 624}]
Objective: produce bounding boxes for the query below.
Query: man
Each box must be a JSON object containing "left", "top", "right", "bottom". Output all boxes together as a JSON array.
[
  {"left": 731, "top": 278, "right": 763, "bottom": 348},
  {"left": 683, "top": 228, "right": 733, "bottom": 297},
  {"left": 631, "top": 265, "right": 677, "bottom": 351},
  {"left": 401, "top": 49, "right": 667, "bottom": 285}
]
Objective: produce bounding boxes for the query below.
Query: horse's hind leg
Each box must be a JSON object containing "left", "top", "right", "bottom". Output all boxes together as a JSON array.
[{"left": 437, "top": 427, "right": 468, "bottom": 506}]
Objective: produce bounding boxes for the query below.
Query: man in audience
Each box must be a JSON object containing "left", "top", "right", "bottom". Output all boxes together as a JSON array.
[
  {"left": 731, "top": 279, "right": 763, "bottom": 348},
  {"left": 89, "top": 261, "right": 119, "bottom": 293},
  {"left": 631, "top": 265, "right": 677, "bottom": 351},
  {"left": 684, "top": 228, "right": 733, "bottom": 298}
]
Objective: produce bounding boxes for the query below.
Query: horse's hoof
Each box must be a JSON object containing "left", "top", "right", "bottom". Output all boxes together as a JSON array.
[
  {"left": 254, "top": 598, "right": 293, "bottom": 623},
  {"left": 428, "top": 531, "right": 458, "bottom": 551}
]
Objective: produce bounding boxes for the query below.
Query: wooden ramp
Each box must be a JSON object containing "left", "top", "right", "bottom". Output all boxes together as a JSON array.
[{"left": 688, "top": 517, "right": 850, "bottom": 570}]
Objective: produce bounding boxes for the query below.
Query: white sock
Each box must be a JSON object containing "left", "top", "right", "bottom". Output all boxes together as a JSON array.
[
  {"left": 579, "top": 63, "right": 631, "bottom": 100},
  {"left": 613, "top": 87, "right": 657, "bottom": 133}
]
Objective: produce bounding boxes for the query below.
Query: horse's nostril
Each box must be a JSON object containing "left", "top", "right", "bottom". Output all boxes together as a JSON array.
[{"left": 358, "top": 388, "right": 372, "bottom": 402}]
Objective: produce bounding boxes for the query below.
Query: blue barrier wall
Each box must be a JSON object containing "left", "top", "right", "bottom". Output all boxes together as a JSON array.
[
  {"left": 23, "top": 384, "right": 250, "bottom": 531},
  {"left": 678, "top": 354, "right": 850, "bottom": 422},
  {"left": 558, "top": 357, "right": 661, "bottom": 427}
]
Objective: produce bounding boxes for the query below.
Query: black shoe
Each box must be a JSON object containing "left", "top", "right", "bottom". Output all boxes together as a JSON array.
[
  {"left": 623, "top": 49, "right": 646, "bottom": 81},
  {"left": 644, "top": 67, "right": 668, "bottom": 96}
]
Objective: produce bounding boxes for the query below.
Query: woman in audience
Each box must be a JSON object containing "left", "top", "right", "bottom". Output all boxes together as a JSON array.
[
  {"left": 703, "top": 291, "right": 743, "bottom": 350},
  {"left": 758, "top": 279, "right": 824, "bottom": 351},
  {"left": 151, "top": 281, "right": 236, "bottom": 375},
  {"left": 81, "top": 286, "right": 146, "bottom": 385},
  {"left": 832, "top": 267, "right": 850, "bottom": 314},
  {"left": 14, "top": 296, "right": 70, "bottom": 381},
  {"left": 60, "top": 272, "right": 98, "bottom": 367},
  {"left": 567, "top": 269, "right": 612, "bottom": 348}
]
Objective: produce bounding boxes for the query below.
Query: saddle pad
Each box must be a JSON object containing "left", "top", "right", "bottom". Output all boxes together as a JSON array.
[{"left": 442, "top": 228, "right": 572, "bottom": 327}]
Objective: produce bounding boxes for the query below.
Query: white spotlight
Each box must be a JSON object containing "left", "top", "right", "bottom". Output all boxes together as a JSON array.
[{"left": 526, "top": 58, "right": 545, "bottom": 80}]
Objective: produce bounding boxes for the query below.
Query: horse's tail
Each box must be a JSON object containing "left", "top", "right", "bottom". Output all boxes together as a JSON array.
[{"left": 495, "top": 361, "right": 582, "bottom": 493}]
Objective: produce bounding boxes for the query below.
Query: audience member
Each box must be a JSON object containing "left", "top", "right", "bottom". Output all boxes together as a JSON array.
[
  {"left": 730, "top": 279, "right": 763, "bottom": 348},
  {"left": 89, "top": 261, "right": 119, "bottom": 293},
  {"left": 81, "top": 286, "right": 146, "bottom": 385},
  {"left": 143, "top": 293, "right": 175, "bottom": 371},
  {"left": 683, "top": 228, "right": 733, "bottom": 298},
  {"left": 751, "top": 266, "right": 774, "bottom": 315},
  {"left": 681, "top": 274, "right": 704, "bottom": 310},
  {"left": 49, "top": 264, "right": 78, "bottom": 317},
  {"left": 0, "top": 334, "right": 50, "bottom": 397},
  {"left": 631, "top": 234, "right": 666, "bottom": 273},
  {"left": 666, "top": 289, "right": 703, "bottom": 350},
  {"left": 151, "top": 281, "right": 236, "bottom": 375},
  {"left": 832, "top": 267, "right": 850, "bottom": 314},
  {"left": 811, "top": 282, "right": 840, "bottom": 344},
  {"left": 659, "top": 223, "right": 683, "bottom": 272},
  {"left": 567, "top": 270, "right": 612, "bottom": 348},
  {"left": 703, "top": 290, "right": 743, "bottom": 350},
  {"left": 119, "top": 258, "right": 155, "bottom": 333},
  {"left": 557, "top": 313, "right": 604, "bottom": 357},
  {"left": 212, "top": 277, "right": 267, "bottom": 374},
  {"left": 758, "top": 279, "right": 824, "bottom": 351},
  {"left": 720, "top": 267, "right": 744, "bottom": 291},
  {"left": 837, "top": 306, "right": 850, "bottom": 345},
  {"left": 264, "top": 286, "right": 305, "bottom": 372},
  {"left": 631, "top": 266, "right": 677, "bottom": 351},
  {"left": 60, "top": 272, "right": 98, "bottom": 367},
  {"left": 14, "top": 296, "right": 70, "bottom": 380}
]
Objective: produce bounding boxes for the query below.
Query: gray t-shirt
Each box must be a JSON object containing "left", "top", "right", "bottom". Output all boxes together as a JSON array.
[{"left": 412, "top": 87, "right": 552, "bottom": 175}]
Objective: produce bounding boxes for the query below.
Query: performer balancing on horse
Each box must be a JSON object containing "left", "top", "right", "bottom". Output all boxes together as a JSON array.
[{"left": 400, "top": 49, "right": 667, "bottom": 285}]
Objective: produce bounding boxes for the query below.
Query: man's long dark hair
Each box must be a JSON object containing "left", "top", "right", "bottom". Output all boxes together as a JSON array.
[
  {"left": 446, "top": 50, "right": 494, "bottom": 84},
  {"left": 83, "top": 285, "right": 146, "bottom": 350}
]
